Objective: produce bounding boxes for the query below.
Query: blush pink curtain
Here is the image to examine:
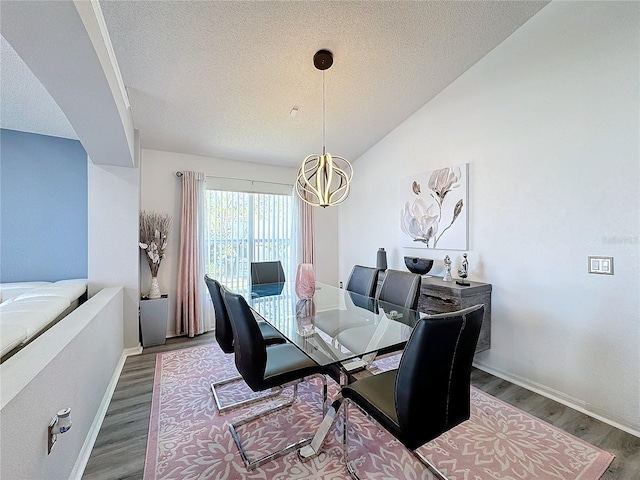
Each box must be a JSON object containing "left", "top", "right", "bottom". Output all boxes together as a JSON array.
[{"left": 175, "top": 171, "right": 208, "bottom": 337}]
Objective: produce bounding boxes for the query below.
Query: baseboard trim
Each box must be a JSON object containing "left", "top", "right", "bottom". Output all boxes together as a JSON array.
[
  {"left": 70, "top": 346, "right": 138, "bottom": 479},
  {"left": 474, "top": 360, "right": 640, "bottom": 439},
  {"left": 125, "top": 344, "right": 143, "bottom": 356}
]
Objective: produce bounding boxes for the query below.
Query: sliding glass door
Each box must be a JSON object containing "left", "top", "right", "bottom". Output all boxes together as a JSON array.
[{"left": 206, "top": 189, "right": 293, "bottom": 294}]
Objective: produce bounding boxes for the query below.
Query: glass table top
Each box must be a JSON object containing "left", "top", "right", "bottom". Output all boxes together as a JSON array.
[{"left": 246, "top": 281, "right": 420, "bottom": 367}]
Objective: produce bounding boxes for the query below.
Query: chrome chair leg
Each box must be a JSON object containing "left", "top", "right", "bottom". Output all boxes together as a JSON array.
[
  {"left": 343, "top": 398, "right": 362, "bottom": 479},
  {"left": 342, "top": 398, "right": 449, "bottom": 480},
  {"left": 211, "top": 375, "right": 283, "bottom": 414},
  {"left": 322, "top": 379, "right": 328, "bottom": 416},
  {"left": 229, "top": 374, "right": 327, "bottom": 471},
  {"left": 343, "top": 398, "right": 363, "bottom": 480},
  {"left": 412, "top": 449, "right": 449, "bottom": 480}
]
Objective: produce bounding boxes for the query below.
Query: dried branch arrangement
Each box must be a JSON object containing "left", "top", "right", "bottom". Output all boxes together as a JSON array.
[{"left": 139, "top": 210, "right": 172, "bottom": 276}]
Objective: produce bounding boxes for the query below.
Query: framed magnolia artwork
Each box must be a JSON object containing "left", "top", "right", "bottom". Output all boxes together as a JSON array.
[{"left": 400, "top": 163, "right": 469, "bottom": 250}]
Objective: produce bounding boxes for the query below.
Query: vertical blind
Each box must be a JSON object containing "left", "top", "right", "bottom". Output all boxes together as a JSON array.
[{"left": 206, "top": 189, "right": 293, "bottom": 298}]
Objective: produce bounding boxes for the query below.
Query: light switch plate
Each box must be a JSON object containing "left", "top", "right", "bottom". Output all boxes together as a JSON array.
[{"left": 588, "top": 256, "right": 614, "bottom": 275}]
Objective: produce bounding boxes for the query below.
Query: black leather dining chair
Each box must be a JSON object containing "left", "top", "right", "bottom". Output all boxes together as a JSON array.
[
  {"left": 250, "top": 260, "right": 286, "bottom": 285},
  {"left": 314, "top": 265, "right": 379, "bottom": 338},
  {"left": 339, "top": 304, "right": 485, "bottom": 480},
  {"left": 204, "top": 275, "right": 286, "bottom": 413},
  {"left": 335, "top": 269, "right": 421, "bottom": 355},
  {"left": 222, "top": 288, "right": 328, "bottom": 470},
  {"left": 345, "top": 264, "right": 380, "bottom": 310},
  {"left": 375, "top": 268, "right": 421, "bottom": 319}
]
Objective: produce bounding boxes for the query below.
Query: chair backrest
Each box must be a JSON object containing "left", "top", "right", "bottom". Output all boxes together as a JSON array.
[
  {"left": 221, "top": 288, "right": 268, "bottom": 391},
  {"left": 204, "top": 275, "right": 234, "bottom": 354},
  {"left": 376, "top": 270, "right": 421, "bottom": 323},
  {"left": 394, "top": 304, "right": 484, "bottom": 450},
  {"left": 346, "top": 265, "right": 379, "bottom": 297},
  {"left": 251, "top": 261, "right": 286, "bottom": 285},
  {"left": 345, "top": 265, "right": 379, "bottom": 311}
]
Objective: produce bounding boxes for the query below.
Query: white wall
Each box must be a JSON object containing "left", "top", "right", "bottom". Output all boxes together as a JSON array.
[
  {"left": 339, "top": 1, "right": 639, "bottom": 435},
  {"left": 88, "top": 161, "right": 140, "bottom": 348},
  {"left": 314, "top": 203, "right": 339, "bottom": 285},
  {"left": 0, "top": 288, "right": 125, "bottom": 480},
  {"left": 141, "top": 149, "right": 339, "bottom": 337}
]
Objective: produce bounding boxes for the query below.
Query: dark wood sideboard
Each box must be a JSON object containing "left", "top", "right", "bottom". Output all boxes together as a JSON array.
[{"left": 376, "top": 272, "right": 492, "bottom": 353}]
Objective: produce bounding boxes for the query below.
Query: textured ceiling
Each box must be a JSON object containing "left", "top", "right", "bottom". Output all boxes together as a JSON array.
[
  {"left": 0, "top": 36, "right": 78, "bottom": 140},
  {"left": 2, "top": 1, "right": 549, "bottom": 168}
]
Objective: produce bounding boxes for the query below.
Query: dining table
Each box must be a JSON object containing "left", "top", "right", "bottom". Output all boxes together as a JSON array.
[{"left": 246, "top": 280, "right": 423, "bottom": 460}]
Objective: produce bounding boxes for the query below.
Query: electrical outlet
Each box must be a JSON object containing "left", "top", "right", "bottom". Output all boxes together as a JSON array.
[
  {"left": 48, "top": 408, "right": 72, "bottom": 454},
  {"left": 48, "top": 418, "right": 57, "bottom": 454},
  {"left": 588, "top": 256, "right": 614, "bottom": 275}
]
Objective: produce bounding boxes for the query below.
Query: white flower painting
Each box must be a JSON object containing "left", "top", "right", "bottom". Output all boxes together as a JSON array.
[{"left": 400, "top": 163, "right": 468, "bottom": 250}]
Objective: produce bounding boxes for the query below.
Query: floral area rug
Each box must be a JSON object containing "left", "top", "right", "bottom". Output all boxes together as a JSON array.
[{"left": 144, "top": 344, "right": 614, "bottom": 480}]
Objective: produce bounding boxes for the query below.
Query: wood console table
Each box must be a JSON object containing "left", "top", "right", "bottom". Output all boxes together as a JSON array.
[{"left": 377, "top": 272, "right": 491, "bottom": 353}]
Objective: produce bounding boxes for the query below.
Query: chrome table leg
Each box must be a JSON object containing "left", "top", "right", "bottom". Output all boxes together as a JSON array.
[{"left": 298, "top": 394, "right": 344, "bottom": 461}]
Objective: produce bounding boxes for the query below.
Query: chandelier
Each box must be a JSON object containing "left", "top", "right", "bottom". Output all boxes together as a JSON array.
[{"left": 296, "top": 50, "right": 353, "bottom": 208}]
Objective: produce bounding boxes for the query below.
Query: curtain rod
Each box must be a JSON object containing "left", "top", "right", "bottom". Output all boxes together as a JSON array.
[{"left": 175, "top": 171, "right": 291, "bottom": 187}]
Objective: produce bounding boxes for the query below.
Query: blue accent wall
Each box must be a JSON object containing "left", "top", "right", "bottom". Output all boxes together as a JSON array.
[{"left": 1, "top": 129, "right": 88, "bottom": 282}]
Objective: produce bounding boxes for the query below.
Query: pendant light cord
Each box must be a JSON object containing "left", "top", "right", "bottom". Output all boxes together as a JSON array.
[{"left": 322, "top": 70, "right": 326, "bottom": 155}]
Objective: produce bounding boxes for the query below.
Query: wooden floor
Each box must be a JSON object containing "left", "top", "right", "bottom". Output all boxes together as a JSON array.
[{"left": 83, "top": 333, "right": 640, "bottom": 479}]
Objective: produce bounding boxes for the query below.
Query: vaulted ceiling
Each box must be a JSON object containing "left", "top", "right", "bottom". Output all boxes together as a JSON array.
[{"left": 1, "top": 1, "right": 549, "bottom": 168}]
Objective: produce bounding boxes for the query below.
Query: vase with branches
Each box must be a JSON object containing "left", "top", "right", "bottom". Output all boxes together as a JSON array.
[{"left": 139, "top": 210, "right": 172, "bottom": 299}]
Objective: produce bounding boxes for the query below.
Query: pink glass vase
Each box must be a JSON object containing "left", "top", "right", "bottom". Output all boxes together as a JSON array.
[
  {"left": 295, "top": 263, "right": 316, "bottom": 299},
  {"left": 296, "top": 299, "right": 316, "bottom": 337}
]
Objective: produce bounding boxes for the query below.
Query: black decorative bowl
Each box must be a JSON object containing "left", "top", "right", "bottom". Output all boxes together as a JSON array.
[{"left": 404, "top": 256, "right": 434, "bottom": 275}]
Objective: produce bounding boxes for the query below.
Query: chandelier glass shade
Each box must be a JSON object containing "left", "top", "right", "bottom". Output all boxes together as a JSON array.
[{"left": 296, "top": 50, "right": 353, "bottom": 208}]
